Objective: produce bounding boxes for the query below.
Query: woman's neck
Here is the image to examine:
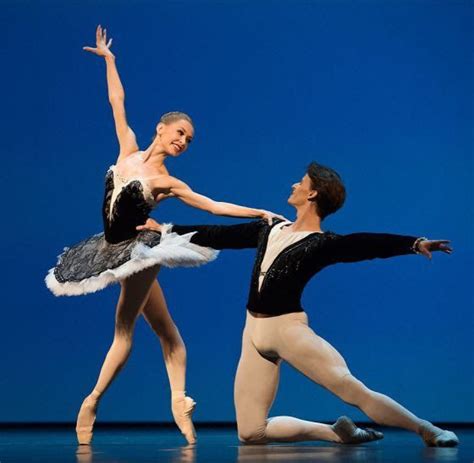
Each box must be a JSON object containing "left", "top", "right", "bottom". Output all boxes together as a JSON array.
[{"left": 141, "top": 140, "right": 168, "bottom": 169}]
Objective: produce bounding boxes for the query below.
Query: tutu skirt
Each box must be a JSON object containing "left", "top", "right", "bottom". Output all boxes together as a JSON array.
[{"left": 45, "top": 225, "right": 218, "bottom": 296}]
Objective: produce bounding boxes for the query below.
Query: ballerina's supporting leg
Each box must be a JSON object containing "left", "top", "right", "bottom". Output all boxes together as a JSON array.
[
  {"left": 142, "top": 280, "right": 196, "bottom": 445},
  {"left": 76, "top": 265, "right": 160, "bottom": 445}
]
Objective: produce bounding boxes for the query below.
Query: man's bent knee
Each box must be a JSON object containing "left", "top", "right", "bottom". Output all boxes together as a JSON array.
[{"left": 237, "top": 424, "right": 267, "bottom": 444}]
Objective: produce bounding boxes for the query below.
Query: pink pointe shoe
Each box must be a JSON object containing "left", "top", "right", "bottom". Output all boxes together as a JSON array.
[
  {"left": 76, "top": 396, "right": 98, "bottom": 445},
  {"left": 172, "top": 396, "right": 197, "bottom": 444}
]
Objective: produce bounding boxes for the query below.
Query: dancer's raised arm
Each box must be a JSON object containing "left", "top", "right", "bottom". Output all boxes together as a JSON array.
[{"left": 84, "top": 25, "right": 138, "bottom": 160}]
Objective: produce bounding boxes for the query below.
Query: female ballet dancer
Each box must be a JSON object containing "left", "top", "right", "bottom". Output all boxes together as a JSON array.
[{"left": 45, "top": 26, "right": 279, "bottom": 445}]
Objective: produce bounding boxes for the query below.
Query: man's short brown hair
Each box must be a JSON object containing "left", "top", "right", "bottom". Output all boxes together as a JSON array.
[{"left": 307, "top": 162, "right": 346, "bottom": 220}]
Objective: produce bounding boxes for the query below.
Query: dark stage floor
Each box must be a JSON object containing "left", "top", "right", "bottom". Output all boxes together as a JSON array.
[{"left": 0, "top": 426, "right": 472, "bottom": 463}]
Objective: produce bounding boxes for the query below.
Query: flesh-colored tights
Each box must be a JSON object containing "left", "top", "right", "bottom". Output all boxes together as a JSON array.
[
  {"left": 93, "top": 267, "right": 186, "bottom": 397},
  {"left": 235, "top": 311, "right": 425, "bottom": 444},
  {"left": 77, "top": 266, "right": 190, "bottom": 435}
]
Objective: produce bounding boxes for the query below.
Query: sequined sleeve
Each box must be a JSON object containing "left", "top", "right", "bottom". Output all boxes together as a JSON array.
[
  {"left": 318, "top": 232, "right": 418, "bottom": 267},
  {"left": 171, "top": 220, "right": 267, "bottom": 249}
]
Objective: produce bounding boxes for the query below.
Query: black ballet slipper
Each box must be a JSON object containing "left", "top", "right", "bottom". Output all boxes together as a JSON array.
[{"left": 332, "top": 416, "right": 384, "bottom": 444}]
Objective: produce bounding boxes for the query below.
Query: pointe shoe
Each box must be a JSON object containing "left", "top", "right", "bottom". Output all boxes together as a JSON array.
[
  {"left": 76, "top": 396, "right": 98, "bottom": 445},
  {"left": 172, "top": 396, "right": 197, "bottom": 445}
]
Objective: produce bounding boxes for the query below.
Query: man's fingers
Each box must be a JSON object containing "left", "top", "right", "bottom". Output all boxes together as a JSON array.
[
  {"left": 419, "top": 247, "right": 432, "bottom": 259},
  {"left": 432, "top": 241, "right": 453, "bottom": 253}
]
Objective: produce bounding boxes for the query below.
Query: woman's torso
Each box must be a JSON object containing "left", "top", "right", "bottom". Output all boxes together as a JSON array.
[{"left": 102, "top": 153, "right": 170, "bottom": 243}]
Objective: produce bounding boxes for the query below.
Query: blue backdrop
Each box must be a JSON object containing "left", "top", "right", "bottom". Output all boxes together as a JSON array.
[{"left": 1, "top": 0, "right": 472, "bottom": 424}]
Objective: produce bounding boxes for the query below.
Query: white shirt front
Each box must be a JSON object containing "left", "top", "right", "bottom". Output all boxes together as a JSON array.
[{"left": 258, "top": 221, "right": 313, "bottom": 291}]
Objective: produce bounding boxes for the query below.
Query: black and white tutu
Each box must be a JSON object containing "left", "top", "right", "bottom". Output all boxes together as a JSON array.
[{"left": 45, "top": 166, "right": 218, "bottom": 296}]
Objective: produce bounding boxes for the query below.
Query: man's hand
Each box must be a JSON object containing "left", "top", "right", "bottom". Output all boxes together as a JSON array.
[
  {"left": 417, "top": 239, "right": 452, "bottom": 259},
  {"left": 136, "top": 218, "right": 162, "bottom": 233}
]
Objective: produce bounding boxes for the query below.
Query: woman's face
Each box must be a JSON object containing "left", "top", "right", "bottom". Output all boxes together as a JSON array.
[{"left": 157, "top": 120, "right": 194, "bottom": 156}]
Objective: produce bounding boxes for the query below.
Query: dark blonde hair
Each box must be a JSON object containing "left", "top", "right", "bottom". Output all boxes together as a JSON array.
[
  {"left": 160, "top": 111, "right": 193, "bottom": 125},
  {"left": 152, "top": 111, "right": 193, "bottom": 141}
]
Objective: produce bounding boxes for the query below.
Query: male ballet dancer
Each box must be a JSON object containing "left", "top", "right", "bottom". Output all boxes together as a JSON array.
[{"left": 139, "top": 162, "right": 459, "bottom": 447}]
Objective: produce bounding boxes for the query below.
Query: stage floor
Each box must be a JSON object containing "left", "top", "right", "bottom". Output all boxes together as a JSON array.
[{"left": 0, "top": 426, "right": 472, "bottom": 463}]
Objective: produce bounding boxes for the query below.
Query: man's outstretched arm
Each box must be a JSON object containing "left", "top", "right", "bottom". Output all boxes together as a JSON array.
[
  {"left": 138, "top": 219, "right": 266, "bottom": 249},
  {"left": 320, "top": 232, "right": 452, "bottom": 265}
]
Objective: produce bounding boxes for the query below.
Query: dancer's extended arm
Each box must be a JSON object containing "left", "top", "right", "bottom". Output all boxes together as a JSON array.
[
  {"left": 84, "top": 26, "right": 138, "bottom": 161},
  {"left": 150, "top": 174, "right": 284, "bottom": 224},
  {"left": 138, "top": 219, "right": 266, "bottom": 249},
  {"left": 320, "top": 233, "right": 451, "bottom": 266}
]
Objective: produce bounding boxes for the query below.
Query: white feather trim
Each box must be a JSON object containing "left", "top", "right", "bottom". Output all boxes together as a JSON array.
[{"left": 45, "top": 224, "right": 219, "bottom": 297}]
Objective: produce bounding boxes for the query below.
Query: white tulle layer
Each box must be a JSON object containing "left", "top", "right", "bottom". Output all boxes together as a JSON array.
[{"left": 45, "top": 225, "right": 218, "bottom": 297}]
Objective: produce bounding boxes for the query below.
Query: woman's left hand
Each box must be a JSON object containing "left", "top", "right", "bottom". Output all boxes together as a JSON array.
[{"left": 417, "top": 239, "right": 453, "bottom": 259}]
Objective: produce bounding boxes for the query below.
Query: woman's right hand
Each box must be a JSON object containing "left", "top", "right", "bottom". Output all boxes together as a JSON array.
[
  {"left": 136, "top": 218, "right": 162, "bottom": 233},
  {"left": 83, "top": 25, "right": 114, "bottom": 58}
]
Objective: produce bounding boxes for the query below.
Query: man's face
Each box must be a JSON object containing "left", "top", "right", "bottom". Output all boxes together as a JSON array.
[{"left": 287, "top": 174, "right": 317, "bottom": 206}]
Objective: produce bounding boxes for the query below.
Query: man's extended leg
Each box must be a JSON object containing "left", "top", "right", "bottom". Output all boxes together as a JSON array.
[{"left": 278, "top": 312, "right": 458, "bottom": 447}]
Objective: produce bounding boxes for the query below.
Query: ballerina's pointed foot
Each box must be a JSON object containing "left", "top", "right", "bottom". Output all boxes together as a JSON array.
[
  {"left": 172, "top": 396, "right": 197, "bottom": 445},
  {"left": 76, "top": 396, "right": 98, "bottom": 445},
  {"left": 332, "top": 416, "right": 384, "bottom": 444},
  {"left": 419, "top": 421, "right": 459, "bottom": 447}
]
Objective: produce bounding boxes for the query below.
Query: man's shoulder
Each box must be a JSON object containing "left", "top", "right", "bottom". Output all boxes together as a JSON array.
[{"left": 304, "top": 231, "right": 341, "bottom": 249}]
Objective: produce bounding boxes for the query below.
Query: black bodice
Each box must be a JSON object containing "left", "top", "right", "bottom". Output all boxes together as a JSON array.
[{"left": 102, "top": 169, "right": 155, "bottom": 244}]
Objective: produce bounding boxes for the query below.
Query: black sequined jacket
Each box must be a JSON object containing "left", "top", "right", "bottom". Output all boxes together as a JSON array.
[{"left": 171, "top": 219, "right": 418, "bottom": 316}]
